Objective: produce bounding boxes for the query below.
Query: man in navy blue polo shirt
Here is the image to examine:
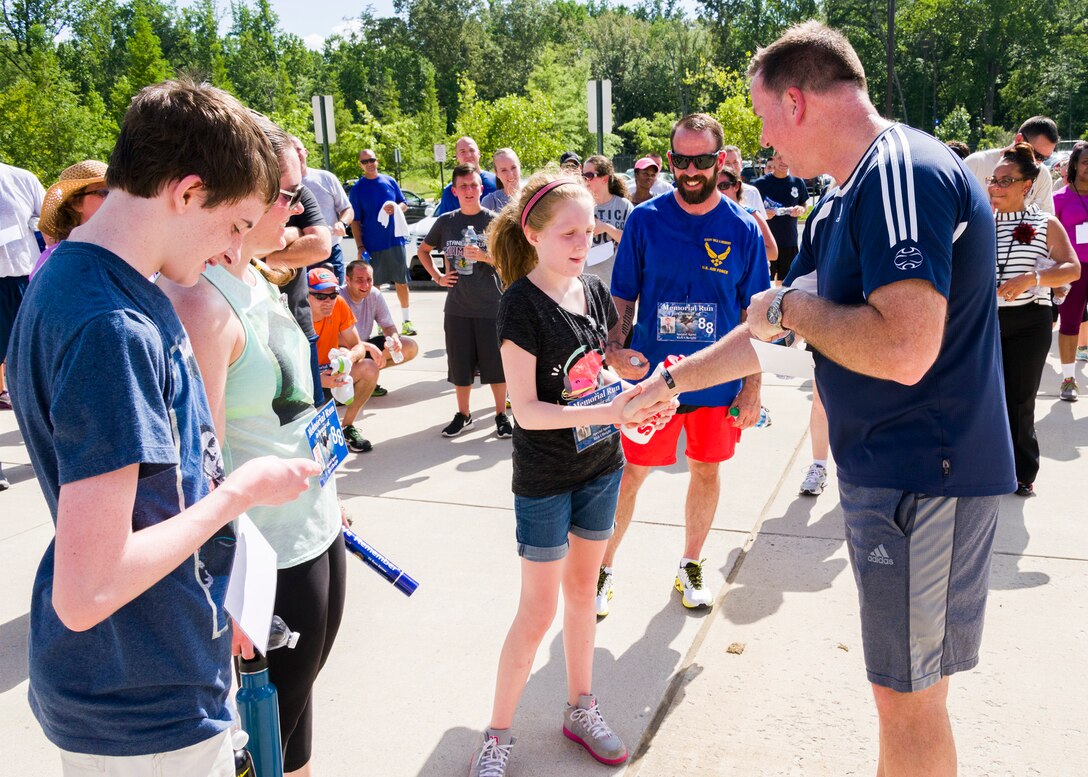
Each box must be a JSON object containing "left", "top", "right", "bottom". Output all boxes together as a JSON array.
[{"left": 629, "top": 22, "right": 1014, "bottom": 777}]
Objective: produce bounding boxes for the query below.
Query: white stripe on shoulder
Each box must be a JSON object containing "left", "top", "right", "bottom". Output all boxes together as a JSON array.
[
  {"left": 807, "top": 195, "right": 836, "bottom": 238},
  {"left": 952, "top": 221, "right": 968, "bottom": 242},
  {"left": 875, "top": 143, "right": 898, "bottom": 248},
  {"left": 891, "top": 125, "right": 918, "bottom": 241},
  {"left": 883, "top": 134, "right": 909, "bottom": 244}
]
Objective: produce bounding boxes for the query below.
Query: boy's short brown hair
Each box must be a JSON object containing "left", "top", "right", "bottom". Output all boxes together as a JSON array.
[
  {"left": 748, "top": 21, "right": 868, "bottom": 97},
  {"left": 452, "top": 163, "right": 480, "bottom": 186},
  {"left": 107, "top": 79, "right": 279, "bottom": 208}
]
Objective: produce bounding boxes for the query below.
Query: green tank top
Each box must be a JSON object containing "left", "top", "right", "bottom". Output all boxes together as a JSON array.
[{"left": 203, "top": 263, "right": 340, "bottom": 568}]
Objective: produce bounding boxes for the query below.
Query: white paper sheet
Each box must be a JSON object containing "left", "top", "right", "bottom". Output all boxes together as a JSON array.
[
  {"left": 586, "top": 242, "right": 613, "bottom": 267},
  {"left": 751, "top": 339, "right": 815, "bottom": 380},
  {"left": 224, "top": 513, "right": 278, "bottom": 655}
]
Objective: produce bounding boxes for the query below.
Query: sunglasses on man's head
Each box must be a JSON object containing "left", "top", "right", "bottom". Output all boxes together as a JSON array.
[
  {"left": 309, "top": 291, "right": 337, "bottom": 301},
  {"left": 278, "top": 186, "right": 304, "bottom": 208},
  {"left": 670, "top": 151, "right": 720, "bottom": 170}
]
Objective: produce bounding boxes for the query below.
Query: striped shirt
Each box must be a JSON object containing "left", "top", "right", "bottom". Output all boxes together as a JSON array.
[{"left": 995, "top": 207, "right": 1050, "bottom": 307}]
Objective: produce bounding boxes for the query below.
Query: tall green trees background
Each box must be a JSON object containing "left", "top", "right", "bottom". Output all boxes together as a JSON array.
[{"left": 2, "top": 0, "right": 1085, "bottom": 190}]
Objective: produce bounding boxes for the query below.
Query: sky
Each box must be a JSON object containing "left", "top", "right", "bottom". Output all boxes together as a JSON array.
[{"left": 177, "top": 0, "right": 701, "bottom": 51}]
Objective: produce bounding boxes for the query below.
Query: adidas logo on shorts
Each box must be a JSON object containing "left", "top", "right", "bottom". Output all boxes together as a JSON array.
[{"left": 867, "top": 544, "right": 894, "bottom": 565}]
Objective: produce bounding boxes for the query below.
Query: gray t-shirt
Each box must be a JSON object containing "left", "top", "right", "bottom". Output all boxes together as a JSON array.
[
  {"left": 302, "top": 168, "right": 350, "bottom": 246},
  {"left": 481, "top": 189, "right": 512, "bottom": 212},
  {"left": 423, "top": 208, "right": 503, "bottom": 318},
  {"left": 585, "top": 194, "right": 633, "bottom": 287},
  {"left": 338, "top": 284, "right": 394, "bottom": 339}
]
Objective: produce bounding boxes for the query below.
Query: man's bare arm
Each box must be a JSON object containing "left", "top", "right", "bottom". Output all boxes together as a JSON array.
[
  {"left": 776, "top": 278, "right": 946, "bottom": 385},
  {"left": 265, "top": 225, "right": 332, "bottom": 271}
]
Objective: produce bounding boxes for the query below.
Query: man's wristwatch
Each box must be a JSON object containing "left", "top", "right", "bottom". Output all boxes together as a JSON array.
[{"left": 766, "top": 287, "right": 795, "bottom": 332}]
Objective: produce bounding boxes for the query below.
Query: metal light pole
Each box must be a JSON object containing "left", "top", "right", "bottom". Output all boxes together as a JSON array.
[{"left": 886, "top": 0, "right": 895, "bottom": 119}]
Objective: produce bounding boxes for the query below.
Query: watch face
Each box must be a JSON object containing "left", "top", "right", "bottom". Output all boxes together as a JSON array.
[{"left": 767, "top": 300, "right": 782, "bottom": 326}]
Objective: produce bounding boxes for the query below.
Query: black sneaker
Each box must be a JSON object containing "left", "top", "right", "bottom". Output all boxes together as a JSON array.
[
  {"left": 495, "top": 412, "right": 513, "bottom": 438},
  {"left": 371, "top": 384, "right": 389, "bottom": 398},
  {"left": 442, "top": 412, "right": 473, "bottom": 437},
  {"left": 343, "top": 424, "right": 372, "bottom": 452},
  {"left": 1015, "top": 482, "right": 1034, "bottom": 497},
  {"left": 0, "top": 463, "right": 9, "bottom": 491}
]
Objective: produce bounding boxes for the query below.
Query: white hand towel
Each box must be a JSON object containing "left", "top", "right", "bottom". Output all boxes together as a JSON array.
[{"left": 377, "top": 200, "right": 410, "bottom": 238}]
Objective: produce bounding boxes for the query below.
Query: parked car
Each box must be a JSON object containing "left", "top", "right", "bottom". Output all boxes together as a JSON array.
[{"left": 406, "top": 215, "right": 439, "bottom": 282}]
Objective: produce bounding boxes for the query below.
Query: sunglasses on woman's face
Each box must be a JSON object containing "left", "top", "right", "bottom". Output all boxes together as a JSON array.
[
  {"left": 582, "top": 171, "right": 601, "bottom": 180},
  {"left": 717, "top": 181, "right": 736, "bottom": 191},
  {"left": 81, "top": 188, "right": 110, "bottom": 199},
  {"left": 278, "top": 185, "right": 304, "bottom": 208},
  {"left": 669, "top": 151, "right": 720, "bottom": 170}
]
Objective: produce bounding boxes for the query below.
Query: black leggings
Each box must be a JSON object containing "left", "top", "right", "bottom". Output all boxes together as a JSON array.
[
  {"left": 268, "top": 537, "right": 347, "bottom": 771},
  {"left": 998, "top": 304, "right": 1053, "bottom": 485}
]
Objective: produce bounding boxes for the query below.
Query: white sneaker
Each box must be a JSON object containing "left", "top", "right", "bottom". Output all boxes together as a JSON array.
[
  {"left": 674, "top": 560, "right": 713, "bottom": 609},
  {"left": 799, "top": 463, "right": 828, "bottom": 496},
  {"left": 595, "top": 567, "right": 614, "bottom": 618}
]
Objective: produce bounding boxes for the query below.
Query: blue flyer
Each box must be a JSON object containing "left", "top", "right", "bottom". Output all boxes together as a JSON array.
[
  {"left": 306, "top": 400, "right": 348, "bottom": 486},
  {"left": 568, "top": 382, "right": 621, "bottom": 453}
]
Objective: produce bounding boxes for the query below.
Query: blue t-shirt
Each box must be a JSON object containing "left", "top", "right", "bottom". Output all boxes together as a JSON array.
[
  {"left": 612, "top": 193, "right": 770, "bottom": 407},
  {"left": 8, "top": 243, "right": 235, "bottom": 756},
  {"left": 753, "top": 173, "right": 808, "bottom": 248},
  {"left": 348, "top": 173, "right": 406, "bottom": 252},
  {"left": 785, "top": 124, "right": 1015, "bottom": 496},
  {"left": 433, "top": 170, "right": 498, "bottom": 217}
]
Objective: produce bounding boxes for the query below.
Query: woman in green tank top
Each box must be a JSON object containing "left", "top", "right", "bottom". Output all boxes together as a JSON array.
[{"left": 162, "top": 117, "right": 347, "bottom": 777}]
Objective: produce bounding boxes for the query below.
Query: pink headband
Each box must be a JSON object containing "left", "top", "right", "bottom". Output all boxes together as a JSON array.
[{"left": 520, "top": 179, "right": 578, "bottom": 231}]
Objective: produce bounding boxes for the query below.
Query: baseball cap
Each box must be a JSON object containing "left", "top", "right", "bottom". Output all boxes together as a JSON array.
[
  {"left": 634, "top": 157, "right": 660, "bottom": 171},
  {"left": 307, "top": 267, "right": 339, "bottom": 291},
  {"left": 559, "top": 151, "right": 582, "bottom": 167}
]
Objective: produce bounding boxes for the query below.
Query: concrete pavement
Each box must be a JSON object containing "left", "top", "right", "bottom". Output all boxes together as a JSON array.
[{"left": 1, "top": 286, "right": 1085, "bottom": 776}]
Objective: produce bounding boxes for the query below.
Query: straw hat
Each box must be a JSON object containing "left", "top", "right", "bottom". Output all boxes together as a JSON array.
[{"left": 39, "top": 160, "right": 108, "bottom": 238}]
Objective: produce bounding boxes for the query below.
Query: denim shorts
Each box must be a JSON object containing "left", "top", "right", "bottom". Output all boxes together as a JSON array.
[
  {"left": 514, "top": 468, "right": 622, "bottom": 562},
  {"left": 839, "top": 483, "right": 999, "bottom": 693}
]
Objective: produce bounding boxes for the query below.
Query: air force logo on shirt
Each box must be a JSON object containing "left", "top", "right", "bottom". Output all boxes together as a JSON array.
[{"left": 894, "top": 245, "right": 924, "bottom": 270}]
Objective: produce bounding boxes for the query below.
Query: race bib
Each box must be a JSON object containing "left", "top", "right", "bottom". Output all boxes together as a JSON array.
[
  {"left": 568, "top": 382, "right": 621, "bottom": 452},
  {"left": 306, "top": 400, "right": 349, "bottom": 486},
  {"left": 657, "top": 302, "right": 717, "bottom": 342},
  {"left": 1076, "top": 222, "right": 1088, "bottom": 245}
]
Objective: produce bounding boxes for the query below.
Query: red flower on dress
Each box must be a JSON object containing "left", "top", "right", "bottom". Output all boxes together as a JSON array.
[{"left": 1011, "top": 222, "right": 1037, "bottom": 244}]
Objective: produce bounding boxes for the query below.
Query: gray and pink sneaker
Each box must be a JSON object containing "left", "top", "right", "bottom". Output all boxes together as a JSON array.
[{"left": 562, "top": 694, "right": 628, "bottom": 765}]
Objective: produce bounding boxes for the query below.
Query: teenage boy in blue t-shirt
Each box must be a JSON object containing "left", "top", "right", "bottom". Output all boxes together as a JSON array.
[
  {"left": 630, "top": 24, "right": 1015, "bottom": 777},
  {"left": 8, "top": 81, "right": 320, "bottom": 775},
  {"left": 600, "top": 113, "right": 769, "bottom": 616}
]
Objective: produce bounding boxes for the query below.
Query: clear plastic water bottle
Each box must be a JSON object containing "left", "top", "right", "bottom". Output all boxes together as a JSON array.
[
  {"left": 775, "top": 207, "right": 791, "bottom": 216},
  {"left": 328, "top": 348, "right": 354, "bottom": 405},
  {"left": 385, "top": 336, "right": 404, "bottom": 364},
  {"left": 267, "top": 615, "right": 300, "bottom": 650},
  {"left": 729, "top": 405, "right": 772, "bottom": 428},
  {"left": 456, "top": 226, "right": 478, "bottom": 275}
]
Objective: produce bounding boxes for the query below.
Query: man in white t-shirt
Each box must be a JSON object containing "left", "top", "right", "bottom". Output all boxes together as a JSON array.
[
  {"left": 338, "top": 259, "right": 418, "bottom": 396},
  {"left": 0, "top": 162, "right": 44, "bottom": 483},
  {"left": 291, "top": 135, "right": 354, "bottom": 282},
  {"left": 964, "top": 116, "right": 1059, "bottom": 213},
  {"left": 724, "top": 145, "right": 767, "bottom": 217}
]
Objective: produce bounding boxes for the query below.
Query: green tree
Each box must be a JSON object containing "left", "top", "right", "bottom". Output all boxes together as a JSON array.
[
  {"left": 617, "top": 112, "right": 676, "bottom": 159},
  {"left": 934, "top": 105, "right": 971, "bottom": 143},
  {"left": 710, "top": 67, "right": 762, "bottom": 158},
  {"left": 0, "top": 24, "right": 116, "bottom": 181}
]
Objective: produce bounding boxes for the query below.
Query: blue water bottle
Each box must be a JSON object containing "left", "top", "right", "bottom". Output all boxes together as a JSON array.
[{"left": 235, "top": 652, "right": 282, "bottom": 777}]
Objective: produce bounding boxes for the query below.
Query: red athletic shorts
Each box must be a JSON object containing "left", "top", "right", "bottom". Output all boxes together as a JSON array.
[{"left": 622, "top": 405, "right": 741, "bottom": 466}]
